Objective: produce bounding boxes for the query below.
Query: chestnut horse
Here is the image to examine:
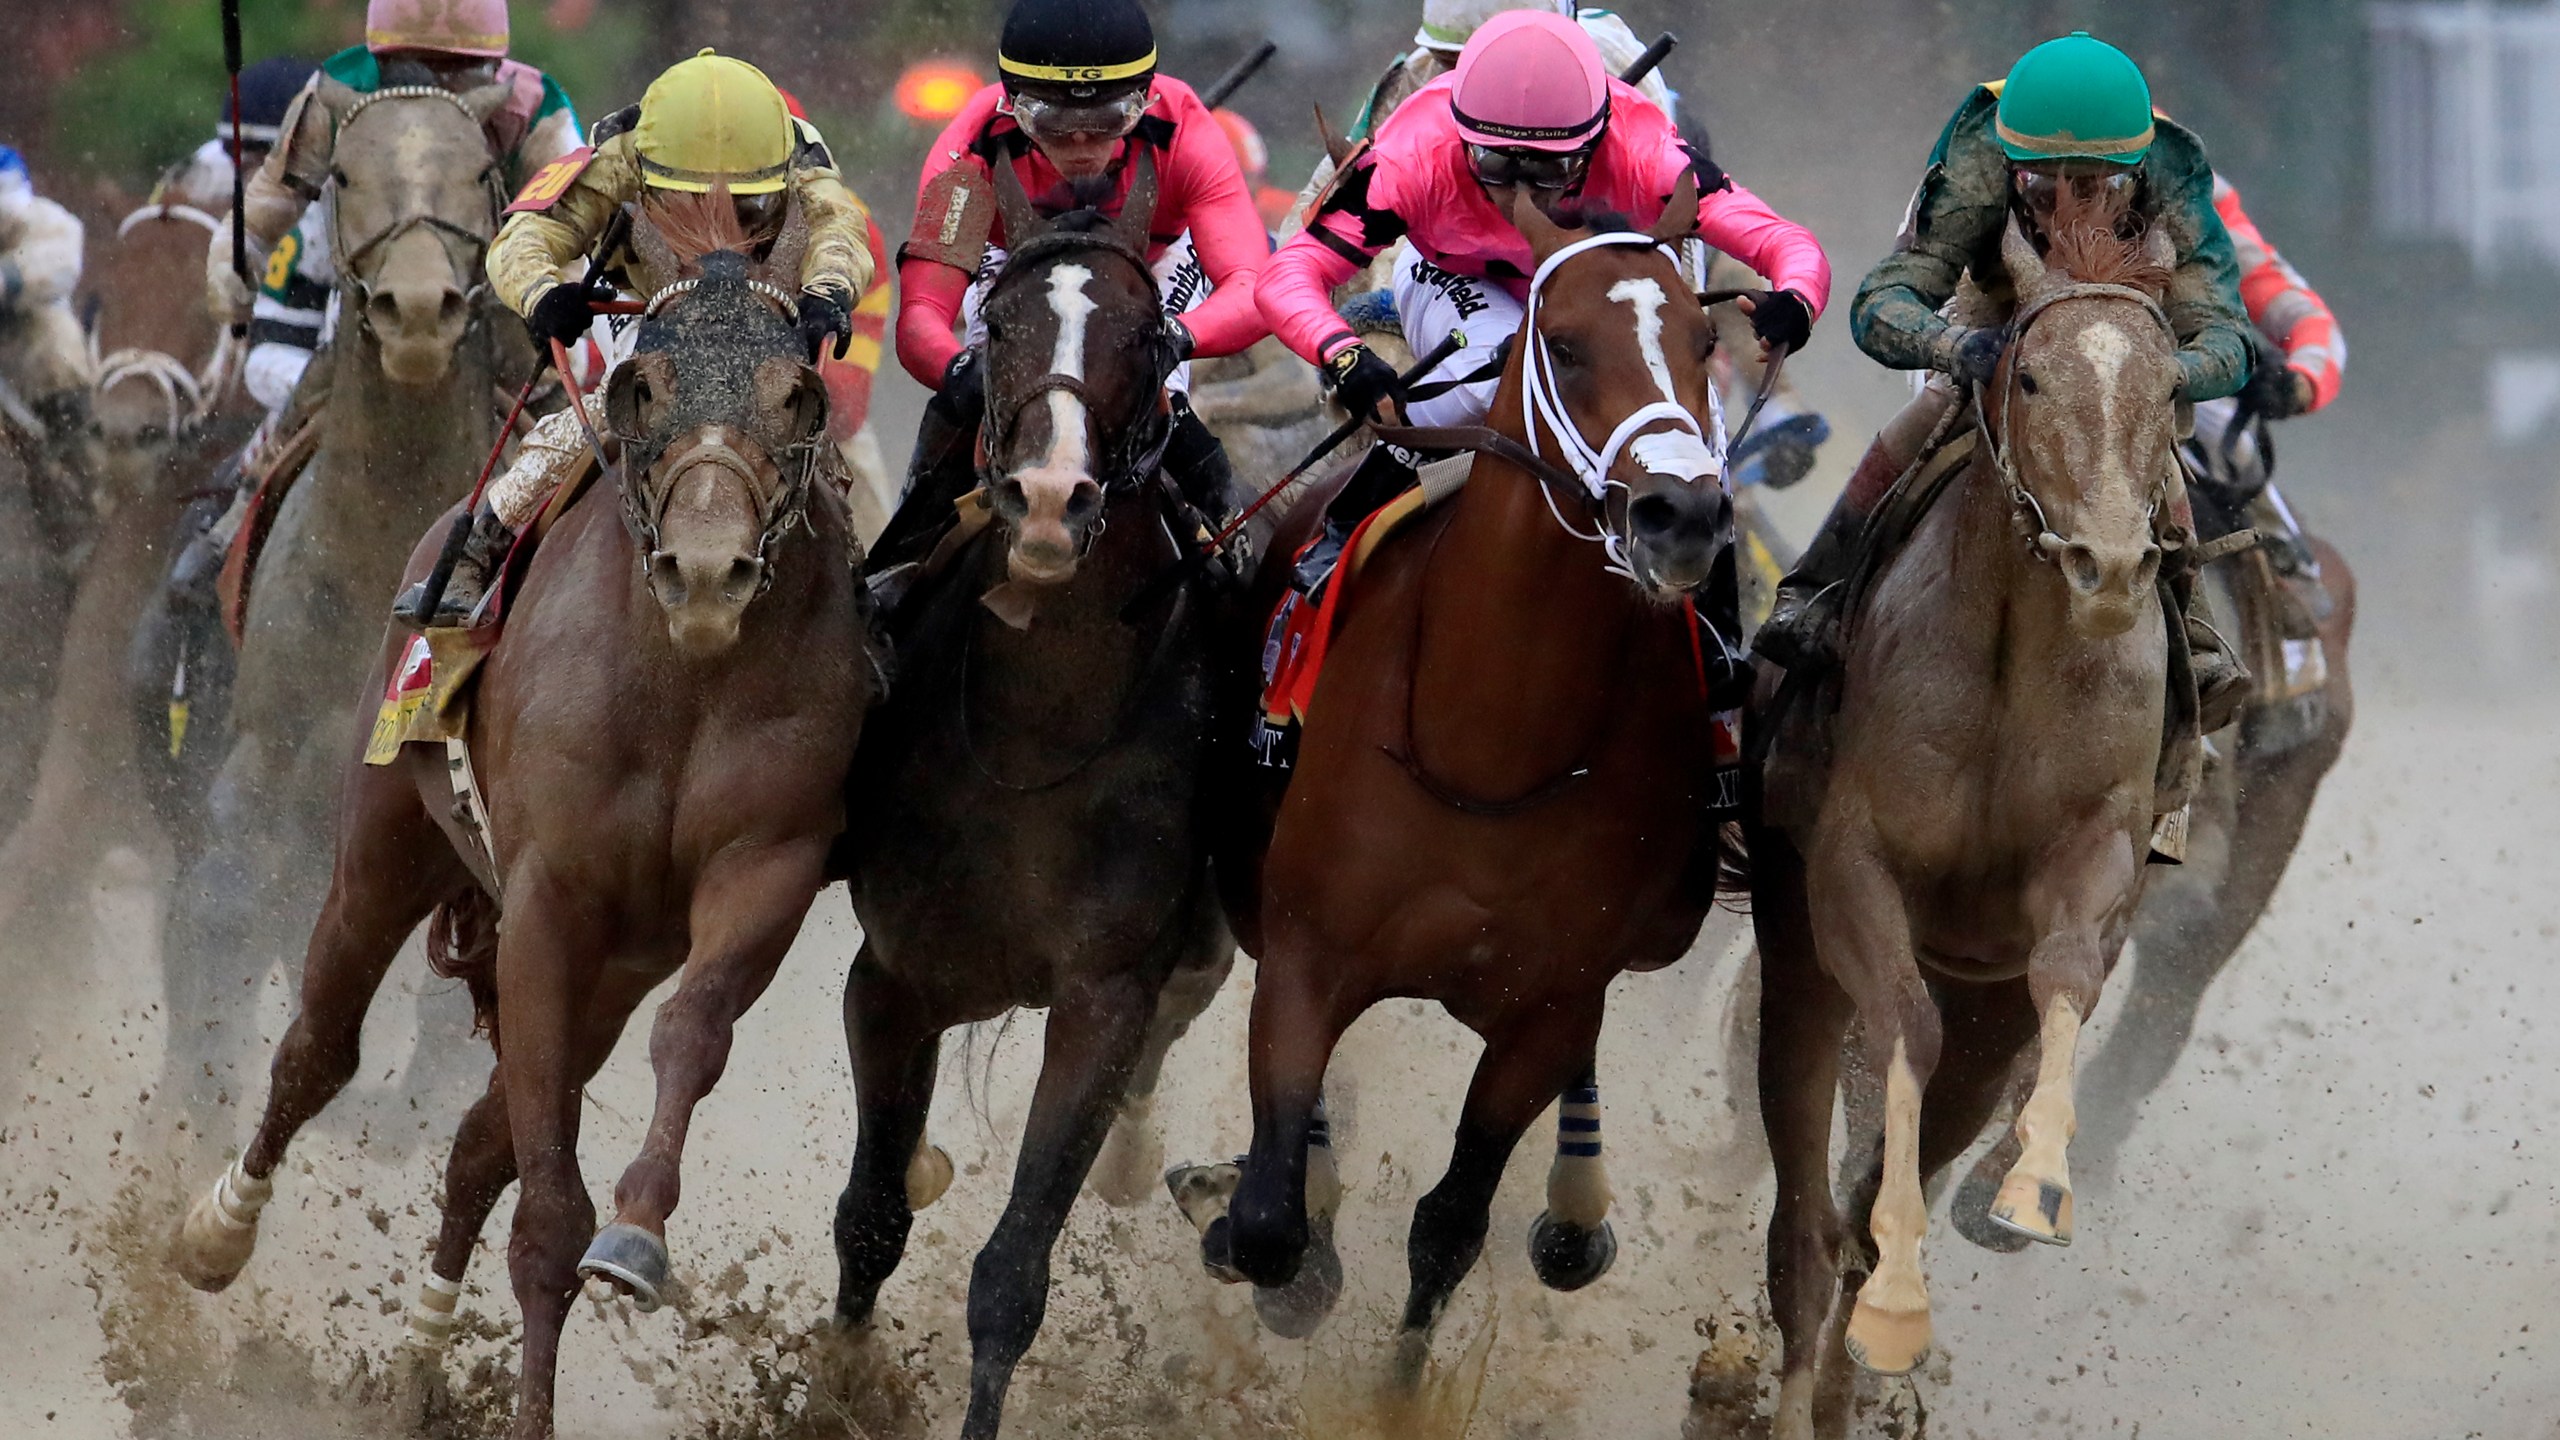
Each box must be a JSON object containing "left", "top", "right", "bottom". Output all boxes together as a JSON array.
[
  {"left": 168, "top": 231, "right": 871, "bottom": 1440},
  {"left": 1750, "top": 195, "right": 2190, "bottom": 1437},
  {"left": 1216, "top": 185, "right": 1743, "bottom": 1371},
  {"left": 825, "top": 156, "right": 1234, "bottom": 1440}
]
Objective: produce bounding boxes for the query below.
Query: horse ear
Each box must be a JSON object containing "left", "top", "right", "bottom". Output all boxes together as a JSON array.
[
  {"left": 1649, "top": 167, "right": 1700, "bottom": 245},
  {"left": 1508, "top": 183, "right": 1572, "bottom": 264},
  {"left": 314, "top": 76, "right": 361, "bottom": 124},
  {"left": 1115, "top": 146, "right": 1161, "bottom": 254},
  {"left": 2138, "top": 217, "right": 2175, "bottom": 278},
  {"left": 2000, "top": 210, "right": 2054, "bottom": 304},
  {"left": 1314, "top": 103, "right": 1353, "bottom": 168},
  {"left": 457, "top": 82, "right": 514, "bottom": 125},
  {"left": 990, "top": 150, "right": 1041, "bottom": 248},
  {"left": 631, "top": 202, "right": 681, "bottom": 283},
  {"left": 760, "top": 190, "right": 811, "bottom": 291}
]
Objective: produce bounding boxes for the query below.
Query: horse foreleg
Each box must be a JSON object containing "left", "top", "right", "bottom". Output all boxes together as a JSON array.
[
  {"left": 594, "top": 845, "right": 823, "bottom": 1310},
  {"left": 1988, "top": 824, "right": 2137, "bottom": 1248},
  {"left": 1527, "top": 1067, "right": 1617, "bottom": 1292},
  {"left": 1092, "top": 935, "right": 1234, "bottom": 1208},
  {"left": 959, "top": 972, "right": 1154, "bottom": 1440},
  {"left": 1226, "top": 955, "right": 1352, "bottom": 1291},
  {"left": 1807, "top": 829, "right": 1939, "bottom": 1379},
  {"left": 1398, "top": 1000, "right": 1604, "bottom": 1380},
  {"left": 171, "top": 761, "right": 456, "bottom": 1293},
  {"left": 830, "top": 943, "right": 945, "bottom": 1328},
  {"left": 496, "top": 874, "right": 608, "bottom": 1440}
]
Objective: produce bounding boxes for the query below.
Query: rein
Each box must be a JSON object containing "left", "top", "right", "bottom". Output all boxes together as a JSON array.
[{"left": 1979, "top": 280, "right": 2175, "bottom": 564}]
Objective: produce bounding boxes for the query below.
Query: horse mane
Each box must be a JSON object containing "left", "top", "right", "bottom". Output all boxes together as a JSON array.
[
  {"left": 2041, "top": 179, "right": 2169, "bottom": 297},
  {"left": 641, "top": 183, "right": 757, "bottom": 273}
]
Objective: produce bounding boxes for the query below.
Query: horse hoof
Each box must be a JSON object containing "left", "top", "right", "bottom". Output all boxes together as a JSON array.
[
  {"left": 906, "top": 1143, "right": 954, "bottom": 1212},
  {"left": 1987, "top": 1173, "right": 2073, "bottom": 1247},
  {"left": 1527, "top": 1212, "right": 1617, "bottom": 1292},
  {"left": 577, "top": 1223, "right": 669, "bottom": 1313},
  {"left": 1842, "top": 1297, "right": 1931, "bottom": 1376},
  {"left": 1250, "top": 1215, "right": 1342, "bottom": 1339},
  {"left": 1198, "top": 1216, "right": 1246, "bottom": 1284},
  {"left": 1391, "top": 1328, "right": 1433, "bottom": 1390},
  {"left": 1949, "top": 1160, "right": 2036, "bottom": 1253},
  {"left": 170, "top": 1161, "right": 272, "bottom": 1293}
]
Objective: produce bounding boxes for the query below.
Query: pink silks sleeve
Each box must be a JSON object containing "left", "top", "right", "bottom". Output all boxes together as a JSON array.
[
  {"left": 1154, "top": 78, "right": 1272, "bottom": 358},
  {"left": 1695, "top": 178, "right": 1832, "bottom": 319},
  {"left": 1258, "top": 212, "right": 1374, "bottom": 367},
  {"left": 895, "top": 255, "right": 972, "bottom": 388}
]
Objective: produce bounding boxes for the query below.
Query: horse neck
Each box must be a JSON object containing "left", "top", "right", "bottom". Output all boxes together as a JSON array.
[
  {"left": 315, "top": 314, "right": 496, "bottom": 528},
  {"left": 1932, "top": 408, "right": 2133, "bottom": 694},
  {"left": 963, "top": 481, "right": 1169, "bottom": 732}
]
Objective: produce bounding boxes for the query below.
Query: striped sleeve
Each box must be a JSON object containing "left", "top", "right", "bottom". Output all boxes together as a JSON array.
[{"left": 2212, "top": 176, "right": 2344, "bottom": 413}]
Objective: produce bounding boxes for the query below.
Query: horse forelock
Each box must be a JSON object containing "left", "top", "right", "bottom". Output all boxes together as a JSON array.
[
  {"left": 2042, "top": 182, "right": 2168, "bottom": 298},
  {"left": 641, "top": 184, "right": 761, "bottom": 274}
]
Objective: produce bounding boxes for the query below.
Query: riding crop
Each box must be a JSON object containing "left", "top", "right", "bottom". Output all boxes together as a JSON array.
[{"left": 221, "top": 0, "right": 248, "bottom": 331}]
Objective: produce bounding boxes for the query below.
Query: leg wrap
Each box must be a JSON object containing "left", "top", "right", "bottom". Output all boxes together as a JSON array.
[
  {"left": 214, "top": 1156, "right": 274, "bottom": 1228},
  {"left": 1305, "top": 1099, "right": 1343, "bottom": 1220},
  {"left": 406, "top": 1270, "right": 464, "bottom": 1350},
  {"left": 1545, "top": 1077, "right": 1614, "bottom": 1229}
]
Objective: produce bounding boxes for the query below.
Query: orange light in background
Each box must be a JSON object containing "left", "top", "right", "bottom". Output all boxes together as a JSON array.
[{"left": 896, "top": 61, "right": 986, "bottom": 125}]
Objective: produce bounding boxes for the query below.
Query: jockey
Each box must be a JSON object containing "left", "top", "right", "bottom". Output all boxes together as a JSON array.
[
  {"left": 2190, "top": 173, "right": 2343, "bottom": 620},
  {"left": 1257, "top": 10, "right": 1830, "bottom": 581},
  {"left": 206, "top": 0, "right": 582, "bottom": 327},
  {"left": 1755, "top": 31, "right": 2256, "bottom": 725},
  {"left": 0, "top": 146, "right": 100, "bottom": 498},
  {"left": 394, "top": 48, "right": 876, "bottom": 627},
  {"left": 161, "top": 56, "right": 321, "bottom": 215},
  {"left": 880, "top": 0, "right": 1269, "bottom": 563}
]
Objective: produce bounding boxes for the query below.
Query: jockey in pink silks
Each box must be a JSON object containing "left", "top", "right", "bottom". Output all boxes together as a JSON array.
[{"left": 1254, "top": 10, "right": 1833, "bottom": 582}]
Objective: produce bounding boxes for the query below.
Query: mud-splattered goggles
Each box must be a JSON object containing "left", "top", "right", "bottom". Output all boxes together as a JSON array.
[
  {"left": 1007, "top": 85, "right": 1151, "bottom": 143},
  {"left": 2012, "top": 166, "right": 2139, "bottom": 220},
  {"left": 1468, "top": 143, "right": 1593, "bottom": 193}
]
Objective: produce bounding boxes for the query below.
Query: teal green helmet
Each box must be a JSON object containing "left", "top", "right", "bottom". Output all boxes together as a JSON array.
[{"left": 1995, "top": 31, "right": 2155, "bottom": 166}]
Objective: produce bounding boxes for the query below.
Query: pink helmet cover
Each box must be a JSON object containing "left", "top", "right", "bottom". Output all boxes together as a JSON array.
[
  {"left": 1449, "top": 10, "right": 1608, "bottom": 152},
  {"left": 368, "top": 0, "right": 511, "bottom": 59}
]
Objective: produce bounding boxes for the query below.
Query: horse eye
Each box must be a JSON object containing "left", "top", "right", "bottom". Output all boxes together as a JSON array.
[
  {"left": 330, "top": 166, "right": 351, "bottom": 189},
  {"left": 2019, "top": 372, "right": 2040, "bottom": 396},
  {"left": 1549, "top": 341, "right": 1584, "bottom": 370}
]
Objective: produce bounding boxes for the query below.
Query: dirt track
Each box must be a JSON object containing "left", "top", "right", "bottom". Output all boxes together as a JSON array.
[{"left": 3, "top": 693, "right": 2553, "bottom": 1439}]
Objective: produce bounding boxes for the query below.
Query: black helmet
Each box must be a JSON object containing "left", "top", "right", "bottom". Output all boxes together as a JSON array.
[
  {"left": 225, "top": 56, "right": 319, "bottom": 147},
  {"left": 998, "top": 0, "right": 1155, "bottom": 99}
]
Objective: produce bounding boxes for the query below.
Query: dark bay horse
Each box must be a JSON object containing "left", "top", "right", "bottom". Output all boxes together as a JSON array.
[
  {"left": 1218, "top": 185, "right": 1742, "bottom": 1372},
  {"left": 169, "top": 227, "right": 871, "bottom": 1440},
  {"left": 1750, "top": 197, "right": 2189, "bottom": 1438},
  {"left": 825, "top": 156, "right": 1234, "bottom": 1439},
  {"left": 156, "top": 74, "right": 533, "bottom": 1141}
]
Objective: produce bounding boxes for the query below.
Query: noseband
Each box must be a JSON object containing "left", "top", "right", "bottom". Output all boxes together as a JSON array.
[
  {"left": 1979, "top": 281, "right": 2175, "bottom": 564},
  {"left": 979, "top": 227, "right": 1180, "bottom": 501}
]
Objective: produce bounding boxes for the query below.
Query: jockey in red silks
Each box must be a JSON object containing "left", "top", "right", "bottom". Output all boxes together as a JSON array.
[
  {"left": 1256, "top": 10, "right": 1833, "bottom": 580},
  {"left": 880, "top": 0, "right": 1271, "bottom": 562}
]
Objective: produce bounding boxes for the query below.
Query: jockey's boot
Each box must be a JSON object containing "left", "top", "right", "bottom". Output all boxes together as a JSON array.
[
  {"left": 391, "top": 505, "right": 517, "bottom": 630},
  {"left": 1162, "top": 396, "right": 1246, "bottom": 579},
  {"left": 1291, "top": 444, "right": 1418, "bottom": 598},
  {"left": 2178, "top": 574, "right": 2251, "bottom": 735},
  {"left": 870, "top": 377, "right": 985, "bottom": 572},
  {"left": 1754, "top": 379, "right": 1958, "bottom": 670},
  {"left": 2247, "top": 483, "right": 2331, "bottom": 637}
]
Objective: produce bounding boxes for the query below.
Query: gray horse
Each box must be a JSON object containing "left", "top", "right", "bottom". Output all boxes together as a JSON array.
[{"left": 155, "top": 77, "right": 527, "bottom": 1144}]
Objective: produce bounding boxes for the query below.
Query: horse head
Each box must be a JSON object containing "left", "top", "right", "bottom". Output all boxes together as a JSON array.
[
  {"left": 1993, "top": 182, "right": 2181, "bottom": 640},
  {"left": 317, "top": 68, "right": 509, "bottom": 387},
  {"left": 976, "top": 150, "right": 1175, "bottom": 585},
  {"left": 1507, "top": 171, "right": 1732, "bottom": 600},
  {"left": 607, "top": 202, "right": 826, "bottom": 657}
]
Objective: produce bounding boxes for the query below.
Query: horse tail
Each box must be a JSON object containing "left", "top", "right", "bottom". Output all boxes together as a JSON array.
[{"left": 425, "top": 888, "right": 503, "bottom": 1048}]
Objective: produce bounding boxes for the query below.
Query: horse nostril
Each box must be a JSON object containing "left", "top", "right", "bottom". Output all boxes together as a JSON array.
[
  {"left": 1064, "top": 480, "right": 1104, "bottom": 527},
  {"left": 2061, "top": 543, "right": 2105, "bottom": 596},
  {"left": 367, "top": 290, "right": 398, "bottom": 329},
  {"left": 440, "top": 289, "right": 467, "bottom": 326},
  {"left": 992, "top": 478, "right": 1029, "bottom": 520},
  {"left": 722, "top": 558, "right": 762, "bottom": 601},
  {"left": 1629, "top": 494, "right": 1679, "bottom": 539},
  {"left": 2135, "top": 547, "right": 2162, "bottom": 592},
  {"left": 648, "top": 553, "right": 687, "bottom": 608}
]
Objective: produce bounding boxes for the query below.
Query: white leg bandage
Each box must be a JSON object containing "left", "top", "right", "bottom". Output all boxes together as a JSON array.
[
  {"left": 406, "top": 1271, "right": 464, "bottom": 1350},
  {"left": 1545, "top": 1077, "right": 1614, "bottom": 1228}
]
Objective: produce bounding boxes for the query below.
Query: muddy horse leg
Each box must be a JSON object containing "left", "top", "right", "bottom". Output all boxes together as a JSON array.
[
  {"left": 170, "top": 762, "right": 458, "bottom": 1292},
  {"left": 830, "top": 942, "right": 946, "bottom": 1328},
  {"left": 1805, "top": 827, "right": 1940, "bottom": 1378},
  {"left": 496, "top": 872, "right": 609, "bottom": 1440},
  {"left": 1092, "top": 935, "right": 1234, "bottom": 1208},
  {"left": 1986, "top": 823, "right": 2137, "bottom": 1248},
  {"left": 1396, "top": 1000, "right": 1606, "bottom": 1380},
  {"left": 585, "top": 846, "right": 825, "bottom": 1310},
  {"left": 957, "top": 972, "right": 1156, "bottom": 1440}
]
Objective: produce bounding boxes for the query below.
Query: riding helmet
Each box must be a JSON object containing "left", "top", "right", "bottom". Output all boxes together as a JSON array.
[
  {"left": 1995, "top": 32, "right": 2155, "bottom": 166},
  {"left": 635, "top": 49, "right": 795, "bottom": 195},
  {"left": 998, "top": 0, "right": 1156, "bottom": 98},
  {"left": 1450, "top": 11, "right": 1609, "bottom": 153},
  {"left": 365, "top": 0, "right": 509, "bottom": 59}
]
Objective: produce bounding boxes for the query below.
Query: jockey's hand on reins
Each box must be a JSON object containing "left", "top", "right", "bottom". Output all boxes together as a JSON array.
[
  {"left": 526, "top": 281, "right": 598, "bottom": 349},
  {"left": 1740, "top": 289, "right": 1814, "bottom": 358},
  {"left": 798, "top": 287, "right": 852, "bottom": 364},
  {"left": 1947, "top": 326, "right": 2008, "bottom": 387},
  {"left": 1323, "top": 343, "right": 1406, "bottom": 426}
]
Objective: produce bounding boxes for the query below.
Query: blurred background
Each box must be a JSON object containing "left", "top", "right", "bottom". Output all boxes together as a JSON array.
[{"left": 7, "top": 0, "right": 2553, "bottom": 697}]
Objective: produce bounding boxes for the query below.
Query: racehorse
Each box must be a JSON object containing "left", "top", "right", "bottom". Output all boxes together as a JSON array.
[
  {"left": 169, "top": 212, "right": 872, "bottom": 1440},
  {"left": 1749, "top": 190, "right": 2189, "bottom": 1438},
  {"left": 824, "top": 155, "right": 1235, "bottom": 1440},
  {"left": 154, "top": 70, "right": 533, "bottom": 1140},
  {"left": 1215, "top": 182, "right": 1742, "bottom": 1373}
]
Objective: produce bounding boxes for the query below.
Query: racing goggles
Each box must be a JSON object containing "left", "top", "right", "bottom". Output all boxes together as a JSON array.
[
  {"left": 1468, "top": 143, "right": 1593, "bottom": 193},
  {"left": 2012, "top": 166, "right": 2139, "bottom": 220},
  {"left": 1007, "top": 85, "right": 1151, "bottom": 143}
]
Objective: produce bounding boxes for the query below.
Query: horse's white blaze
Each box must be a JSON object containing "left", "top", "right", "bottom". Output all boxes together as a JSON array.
[
  {"left": 1606, "top": 277, "right": 1679, "bottom": 405},
  {"left": 1037, "top": 263, "right": 1097, "bottom": 475},
  {"left": 1607, "top": 275, "right": 1720, "bottom": 481},
  {"left": 2077, "top": 319, "right": 2136, "bottom": 441}
]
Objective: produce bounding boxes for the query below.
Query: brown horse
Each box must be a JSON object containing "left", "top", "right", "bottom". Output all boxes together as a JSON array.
[
  {"left": 1215, "top": 187, "right": 1741, "bottom": 1370},
  {"left": 1750, "top": 198, "right": 2190, "bottom": 1437},
  {"left": 167, "top": 230, "right": 871, "bottom": 1440},
  {"left": 824, "top": 159, "right": 1235, "bottom": 1440}
]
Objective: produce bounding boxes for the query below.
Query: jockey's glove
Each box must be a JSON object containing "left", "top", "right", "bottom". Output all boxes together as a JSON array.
[
  {"left": 1745, "top": 289, "right": 1813, "bottom": 355},
  {"left": 1945, "top": 325, "right": 2008, "bottom": 388},
  {"left": 203, "top": 233, "right": 258, "bottom": 326},
  {"left": 1163, "top": 318, "right": 1197, "bottom": 365},
  {"left": 798, "top": 286, "right": 852, "bottom": 365},
  {"left": 1322, "top": 343, "right": 1404, "bottom": 425},
  {"left": 525, "top": 282, "right": 598, "bottom": 349},
  {"left": 2243, "top": 356, "right": 2316, "bottom": 422},
  {"left": 933, "top": 349, "right": 986, "bottom": 424}
]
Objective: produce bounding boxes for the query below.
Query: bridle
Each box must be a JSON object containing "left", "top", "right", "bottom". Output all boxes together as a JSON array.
[
  {"left": 326, "top": 86, "right": 507, "bottom": 321},
  {"left": 1516, "top": 231, "right": 1727, "bottom": 583},
  {"left": 1978, "top": 280, "right": 2176, "bottom": 564},
  {"left": 605, "top": 276, "right": 826, "bottom": 594},
  {"left": 977, "top": 226, "right": 1180, "bottom": 508}
]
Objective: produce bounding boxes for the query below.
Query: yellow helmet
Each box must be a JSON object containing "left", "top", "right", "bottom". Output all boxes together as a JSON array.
[{"left": 635, "top": 50, "right": 794, "bottom": 195}]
